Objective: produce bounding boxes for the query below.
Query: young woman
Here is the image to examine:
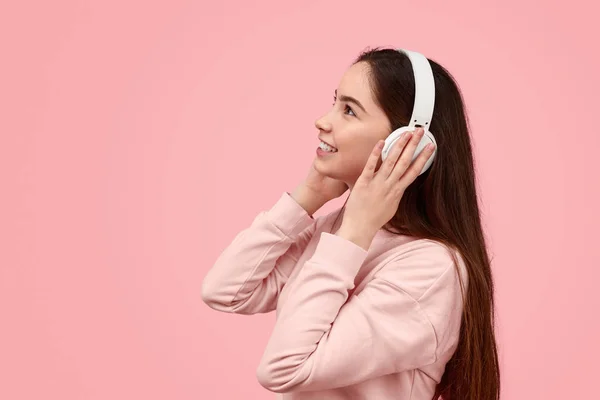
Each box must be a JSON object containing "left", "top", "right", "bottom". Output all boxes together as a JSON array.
[{"left": 202, "top": 47, "right": 500, "bottom": 400}]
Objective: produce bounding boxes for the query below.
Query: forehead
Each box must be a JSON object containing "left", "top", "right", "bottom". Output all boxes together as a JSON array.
[{"left": 337, "top": 62, "right": 374, "bottom": 105}]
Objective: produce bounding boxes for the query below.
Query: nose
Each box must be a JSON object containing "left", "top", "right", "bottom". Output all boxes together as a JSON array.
[{"left": 315, "top": 115, "right": 332, "bottom": 132}]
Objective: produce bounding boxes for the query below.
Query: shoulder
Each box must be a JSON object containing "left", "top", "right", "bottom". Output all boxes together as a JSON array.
[
  {"left": 367, "top": 238, "right": 468, "bottom": 362},
  {"left": 374, "top": 238, "right": 467, "bottom": 302},
  {"left": 373, "top": 238, "right": 468, "bottom": 358}
]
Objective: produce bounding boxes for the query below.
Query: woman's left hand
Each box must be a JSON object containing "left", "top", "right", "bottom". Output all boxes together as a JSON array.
[{"left": 341, "top": 127, "right": 436, "bottom": 236}]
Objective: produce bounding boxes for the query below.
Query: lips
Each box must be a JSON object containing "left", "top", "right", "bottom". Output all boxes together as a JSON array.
[{"left": 319, "top": 137, "right": 336, "bottom": 148}]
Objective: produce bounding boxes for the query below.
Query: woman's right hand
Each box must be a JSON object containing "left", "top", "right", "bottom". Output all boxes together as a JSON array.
[
  {"left": 291, "top": 158, "right": 348, "bottom": 215},
  {"left": 303, "top": 159, "right": 349, "bottom": 202}
]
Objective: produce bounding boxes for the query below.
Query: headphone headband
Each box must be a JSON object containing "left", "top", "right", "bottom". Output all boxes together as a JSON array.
[{"left": 396, "top": 49, "right": 435, "bottom": 130}]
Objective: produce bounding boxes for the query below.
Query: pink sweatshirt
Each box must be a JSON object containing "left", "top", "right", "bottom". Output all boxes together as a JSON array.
[{"left": 201, "top": 192, "right": 467, "bottom": 399}]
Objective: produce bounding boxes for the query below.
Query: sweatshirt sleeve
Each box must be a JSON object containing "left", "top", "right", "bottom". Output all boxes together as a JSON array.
[
  {"left": 255, "top": 232, "right": 459, "bottom": 393},
  {"left": 201, "top": 192, "right": 317, "bottom": 315}
]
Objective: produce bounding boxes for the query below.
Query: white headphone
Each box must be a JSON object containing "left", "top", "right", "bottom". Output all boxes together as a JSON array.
[{"left": 380, "top": 49, "right": 437, "bottom": 176}]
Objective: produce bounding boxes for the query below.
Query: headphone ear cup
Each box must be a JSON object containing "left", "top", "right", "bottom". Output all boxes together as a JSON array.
[
  {"left": 381, "top": 127, "right": 437, "bottom": 175},
  {"left": 381, "top": 126, "right": 413, "bottom": 160}
]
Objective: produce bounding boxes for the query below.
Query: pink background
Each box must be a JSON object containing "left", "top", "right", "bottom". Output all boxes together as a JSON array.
[{"left": 1, "top": 0, "right": 598, "bottom": 399}]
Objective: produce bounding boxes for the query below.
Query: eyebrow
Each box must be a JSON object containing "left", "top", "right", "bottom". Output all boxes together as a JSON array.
[{"left": 335, "top": 89, "right": 367, "bottom": 114}]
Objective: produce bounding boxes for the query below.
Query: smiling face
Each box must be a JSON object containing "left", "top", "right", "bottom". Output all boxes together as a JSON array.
[{"left": 314, "top": 61, "right": 392, "bottom": 190}]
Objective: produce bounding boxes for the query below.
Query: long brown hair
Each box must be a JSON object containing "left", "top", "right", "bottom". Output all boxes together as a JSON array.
[{"left": 351, "top": 47, "right": 500, "bottom": 400}]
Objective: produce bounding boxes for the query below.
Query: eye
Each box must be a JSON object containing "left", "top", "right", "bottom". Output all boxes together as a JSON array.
[
  {"left": 344, "top": 105, "right": 356, "bottom": 117},
  {"left": 332, "top": 96, "right": 356, "bottom": 117}
]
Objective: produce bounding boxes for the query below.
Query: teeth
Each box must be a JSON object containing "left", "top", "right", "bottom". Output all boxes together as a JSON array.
[{"left": 319, "top": 141, "right": 337, "bottom": 152}]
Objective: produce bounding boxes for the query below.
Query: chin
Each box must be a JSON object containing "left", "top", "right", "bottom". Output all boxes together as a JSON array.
[
  {"left": 315, "top": 158, "right": 347, "bottom": 180},
  {"left": 313, "top": 158, "right": 326, "bottom": 170},
  {"left": 319, "top": 167, "right": 342, "bottom": 180}
]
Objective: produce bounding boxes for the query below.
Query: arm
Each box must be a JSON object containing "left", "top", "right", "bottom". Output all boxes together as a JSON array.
[
  {"left": 255, "top": 232, "right": 462, "bottom": 393},
  {"left": 201, "top": 192, "right": 318, "bottom": 314}
]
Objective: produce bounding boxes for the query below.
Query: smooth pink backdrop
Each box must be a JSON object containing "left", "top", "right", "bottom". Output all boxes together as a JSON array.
[{"left": 1, "top": 1, "right": 598, "bottom": 399}]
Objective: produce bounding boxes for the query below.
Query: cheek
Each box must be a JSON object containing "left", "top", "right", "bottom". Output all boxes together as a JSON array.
[
  {"left": 337, "top": 148, "right": 374, "bottom": 176},
  {"left": 334, "top": 126, "right": 384, "bottom": 170}
]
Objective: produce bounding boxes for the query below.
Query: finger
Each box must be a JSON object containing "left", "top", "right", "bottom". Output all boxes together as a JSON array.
[
  {"left": 376, "top": 131, "right": 413, "bottom": 181},
  {"left": 388, "top": 128, "right": 425, "bottom": 182},
  {"left": 360, "top": 139, "right": 385, "bottom": 180},
  {"left": 398, "top": 141, "right": 436, "bottom": 186}
]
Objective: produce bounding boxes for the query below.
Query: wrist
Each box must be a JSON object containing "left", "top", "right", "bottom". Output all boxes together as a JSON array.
[
  {"left": 290, "top": 185, "right": 326, "bottom": 216},
  {"left": 335, "top": 223, "right": 376, "bottom": 251}
]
